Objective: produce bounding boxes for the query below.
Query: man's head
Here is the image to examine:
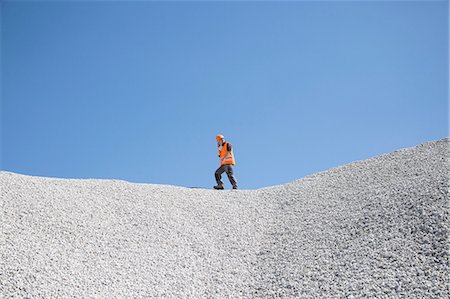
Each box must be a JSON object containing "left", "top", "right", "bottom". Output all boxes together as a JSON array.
[{"left": 216, "top": 134, "right": 225, "bottom": 146}]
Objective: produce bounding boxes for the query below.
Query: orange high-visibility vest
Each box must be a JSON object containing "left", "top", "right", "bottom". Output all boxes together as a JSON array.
[{"left": 218, "top": 142, "right": 235, "bottom": 166}]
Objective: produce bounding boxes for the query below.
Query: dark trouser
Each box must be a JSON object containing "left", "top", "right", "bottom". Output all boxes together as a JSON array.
[{"left": 215, "top": 164, "right": 238, "bottom": 188}]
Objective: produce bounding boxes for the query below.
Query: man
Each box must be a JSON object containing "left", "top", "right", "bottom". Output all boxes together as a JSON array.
[{"left": 214, "top": 134, "right": 238, "bottom": 190}]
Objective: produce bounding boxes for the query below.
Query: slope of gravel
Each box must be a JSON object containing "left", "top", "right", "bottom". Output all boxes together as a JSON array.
[{"left": 1, "top": 138, "right": 449, "bottom": 298}]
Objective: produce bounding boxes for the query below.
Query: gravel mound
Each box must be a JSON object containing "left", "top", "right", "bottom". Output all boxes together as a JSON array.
[{"left": 1, "top": 138, "right": 449, "bottom": 298}]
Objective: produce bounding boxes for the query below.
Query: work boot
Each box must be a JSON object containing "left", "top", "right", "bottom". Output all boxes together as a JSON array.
[{"left": 213, "top": 185, "right": 224, "bottom": 190}]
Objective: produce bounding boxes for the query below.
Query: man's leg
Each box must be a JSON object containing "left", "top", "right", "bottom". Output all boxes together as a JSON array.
[
  {"left": 225, "top": 165, "right": 238, "bottom": 189},
  {"left": 215, "top": 165, "right": 227, "bottom": 187}
]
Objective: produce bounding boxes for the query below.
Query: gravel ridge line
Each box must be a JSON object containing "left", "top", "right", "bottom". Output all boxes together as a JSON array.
[{"left": 1, "top": 138, "right": 449, "bottom": 298}]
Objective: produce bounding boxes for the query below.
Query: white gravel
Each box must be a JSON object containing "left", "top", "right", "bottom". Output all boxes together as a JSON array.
[{"left": 1, "top": 138, "right": 449, "bottom": 298}]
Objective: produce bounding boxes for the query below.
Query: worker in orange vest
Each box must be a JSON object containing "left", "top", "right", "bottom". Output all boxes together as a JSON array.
[{"left": 214, "top": 134, "right": 238, "bottom": 190}]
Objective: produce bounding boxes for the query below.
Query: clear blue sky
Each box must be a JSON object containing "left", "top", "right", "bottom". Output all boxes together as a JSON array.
[{"left": 1, "top": 1, "right": 448, "bottom": 189}]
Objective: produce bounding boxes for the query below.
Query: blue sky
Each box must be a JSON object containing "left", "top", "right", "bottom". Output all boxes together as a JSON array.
[{"left": 1, "top": 1, "right": 448, "bottom": 189}]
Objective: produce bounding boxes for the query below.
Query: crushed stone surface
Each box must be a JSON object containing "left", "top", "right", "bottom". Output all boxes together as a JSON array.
[{"left": 1, "top": 138, "right": 449, "bottom": 298}]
